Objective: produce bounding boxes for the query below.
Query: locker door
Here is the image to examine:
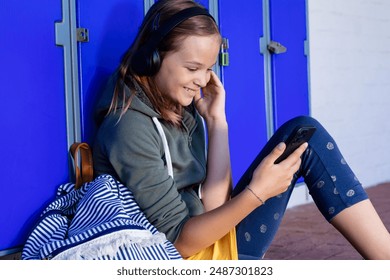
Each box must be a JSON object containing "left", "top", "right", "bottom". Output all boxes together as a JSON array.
[
  {"left": 267, "top": 0, "right": 310, "bottom": 197},
  {"left": 218, "top": 0, "right": 268, "bottom": 185},
  {"left": 0, "top": 1, "right": 68, "bottom": 254},
  {"left": 269, "top": 0, "right": 309, "bottom": 129},
  {"left": 77, "top": 1, "right": 146, "bottom": 143}
]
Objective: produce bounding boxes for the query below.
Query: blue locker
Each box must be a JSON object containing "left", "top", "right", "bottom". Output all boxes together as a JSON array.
[
  {"left": 218, "top": 0, "right": 268, "bottom": 185},
  {"left": 78, "top": 1, "right": 146, "bottom": 144},
  {"left": 269, "top": 0, "right": 309, "bottom": 129},
  {"left": 0, "top": 1, "right": 68, "bottom": 253},
  {"left": 219, "top": 0, "right": 310, "bottom": 184}
]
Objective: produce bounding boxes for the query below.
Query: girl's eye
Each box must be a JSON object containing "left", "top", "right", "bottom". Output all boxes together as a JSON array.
[{"left": 187, "top": 68, "right": 198, "bottom": 72}]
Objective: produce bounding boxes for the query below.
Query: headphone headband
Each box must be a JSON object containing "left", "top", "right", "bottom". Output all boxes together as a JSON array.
[{"left": 149, "top": 7, "right": 215, "bottom": 47}]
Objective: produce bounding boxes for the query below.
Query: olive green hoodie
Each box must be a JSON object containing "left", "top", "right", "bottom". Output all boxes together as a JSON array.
[{"left": 93, "top": 75, "right": 207, "bottom": 243}]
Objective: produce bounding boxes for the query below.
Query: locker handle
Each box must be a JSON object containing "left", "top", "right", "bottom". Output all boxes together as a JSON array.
[{"left": 267, "top": 40, "right": 287, "bottom": 54}]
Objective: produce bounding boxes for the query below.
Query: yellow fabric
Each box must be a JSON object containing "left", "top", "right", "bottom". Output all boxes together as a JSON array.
[{"left": 186, "top": 227, "right": 238, "bottom": 260}]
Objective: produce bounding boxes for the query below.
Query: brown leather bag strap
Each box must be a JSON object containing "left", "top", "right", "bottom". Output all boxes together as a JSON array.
[{"left": 70, "top": 142, "right": 94, "bottom": 189}]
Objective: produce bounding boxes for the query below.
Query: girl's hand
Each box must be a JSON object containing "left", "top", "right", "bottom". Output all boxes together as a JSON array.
[
  {"left": 194, "top": 71, "right": 226, "bottom": 123},
  {"left": 248, "top": 142, "right": 308, "bottom": 204}
]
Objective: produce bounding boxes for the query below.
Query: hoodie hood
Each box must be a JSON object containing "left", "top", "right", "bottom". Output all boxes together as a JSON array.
[
  {"left": 95, "top": 71, "right": 198, "bottom": 130},
  {"left": 95, "top": 72, "right": 160, "bottom": 126}
]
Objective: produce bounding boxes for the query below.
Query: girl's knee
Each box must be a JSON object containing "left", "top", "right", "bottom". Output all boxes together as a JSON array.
[
  {"left": 287, "top": 115, "right": 322, "bottom": 129},
  {"left": 285, "top": 116, "right": 329, "bottom": 139}
]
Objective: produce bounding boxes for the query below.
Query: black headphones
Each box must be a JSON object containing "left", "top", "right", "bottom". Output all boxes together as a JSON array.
[{"left": 131, "top": 7, "right": 215, "bottom": 76}]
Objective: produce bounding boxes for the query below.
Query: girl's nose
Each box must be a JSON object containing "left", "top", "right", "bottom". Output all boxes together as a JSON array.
[{"left": 194, "top": 71, "right": 210, "bottom": 88}]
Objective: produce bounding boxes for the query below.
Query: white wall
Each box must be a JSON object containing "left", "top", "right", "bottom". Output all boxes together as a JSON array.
[{"left": 307, "top": 0, "right": 390, "bottom": 188}]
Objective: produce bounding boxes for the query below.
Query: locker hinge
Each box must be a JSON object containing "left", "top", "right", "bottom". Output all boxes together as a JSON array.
[
  {"left": 219, "top": 37, "right": 229, "bottom": 66},
  {"left": 267, "top": 40, "right": 287, "bottom": 54},
  {"left": 77, "top": 28, "right": 89, "bottom": 42},
  {"left": 304, "top": 40, "right": 309, "bottom": 56}
]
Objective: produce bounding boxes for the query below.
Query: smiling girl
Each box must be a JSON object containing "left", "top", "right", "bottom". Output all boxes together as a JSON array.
[{"left": 93, "top": 0, "right": 390, "bottom": 260}]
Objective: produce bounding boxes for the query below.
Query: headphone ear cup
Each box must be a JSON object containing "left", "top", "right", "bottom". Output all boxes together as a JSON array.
[
  {"left": 130, "top": 47, "right": 150, "bottom": 76},
  {"left": 131, "top": 46, "right": 161, "bottom": 76},
  {"left": 148, "top": 50, "right": 161, "bottom": 76}
]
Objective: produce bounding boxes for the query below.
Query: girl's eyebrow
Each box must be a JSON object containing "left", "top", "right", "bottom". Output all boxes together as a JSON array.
[
  {"left": 185, "top": 61, "right": 204, "bottom": 66},
  {"left": 185, "top": 61, "right": 217, "bottom": 68}
]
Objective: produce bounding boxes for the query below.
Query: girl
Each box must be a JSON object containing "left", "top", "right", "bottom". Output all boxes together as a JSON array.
[{"left": 93, "top": 0, "right": 390, "bottom": 259}]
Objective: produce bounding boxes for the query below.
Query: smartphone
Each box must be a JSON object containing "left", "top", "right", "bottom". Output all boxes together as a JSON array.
[{"left": 274, "top": 125, "right": 316, "bottom": 164}]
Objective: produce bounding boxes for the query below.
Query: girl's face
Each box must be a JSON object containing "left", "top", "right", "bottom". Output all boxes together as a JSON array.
[{"left": 154, "top": 34, "right": 221, "bottom": 107}]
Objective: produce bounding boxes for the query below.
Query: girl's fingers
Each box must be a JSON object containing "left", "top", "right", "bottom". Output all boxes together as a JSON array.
[{"left": 280, "top": 142, "right": 308, "bottom": 166}]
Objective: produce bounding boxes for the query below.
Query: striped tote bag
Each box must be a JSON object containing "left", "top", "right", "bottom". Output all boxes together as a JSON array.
[{"left": 21, "top": 174, "right": 182, "bottom": 260}]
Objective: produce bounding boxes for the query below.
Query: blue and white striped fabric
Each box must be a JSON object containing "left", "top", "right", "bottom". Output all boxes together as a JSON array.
[{"left": 22, "top": 174, "right": 182, "bottom": 260}]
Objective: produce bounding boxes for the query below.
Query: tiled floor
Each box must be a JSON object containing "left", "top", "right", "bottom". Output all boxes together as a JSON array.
[{"left": 266, "top": 182, "right": 390, "bottom": 260}]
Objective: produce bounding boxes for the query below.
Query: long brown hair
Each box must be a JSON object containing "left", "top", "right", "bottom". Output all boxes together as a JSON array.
[{"left": 108, "top": 0, "right": 221, "bottom": 125}]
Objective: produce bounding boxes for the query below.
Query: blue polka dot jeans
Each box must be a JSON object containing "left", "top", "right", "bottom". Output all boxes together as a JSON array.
[{"left": 232, "top": 116, "right": 368, "bottom": 259}]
